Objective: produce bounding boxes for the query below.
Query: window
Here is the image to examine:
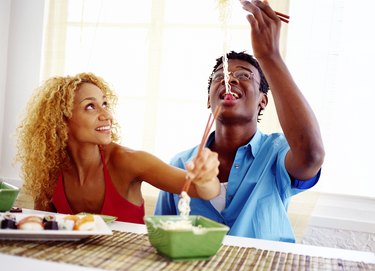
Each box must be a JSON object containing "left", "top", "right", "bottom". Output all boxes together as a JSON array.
[
  {"left": 286, "top": 0, "right": 375, "bottom": 196},
  {"left": 42, "top": 0, "right": 289, "bottom": 163}
]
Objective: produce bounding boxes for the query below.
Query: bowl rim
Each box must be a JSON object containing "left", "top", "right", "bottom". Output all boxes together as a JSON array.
[
  {"left": 0, "top": 181, "right": 20, "bottom": 191},
  {"left": 144, "top": 215, "right": 230, "bottom": 232}
]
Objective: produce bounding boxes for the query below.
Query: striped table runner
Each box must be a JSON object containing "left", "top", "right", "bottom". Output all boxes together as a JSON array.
[{"left": 0, "top": 231, "right": 373, "bottom": 270}]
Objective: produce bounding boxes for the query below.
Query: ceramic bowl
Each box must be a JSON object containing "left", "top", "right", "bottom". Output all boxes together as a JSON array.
[
  {"left": 0, "top": 181, "right": 20, "bottom": 212},
  {"left": 144, "top": 215, "right": 229, "bottom": 261}
]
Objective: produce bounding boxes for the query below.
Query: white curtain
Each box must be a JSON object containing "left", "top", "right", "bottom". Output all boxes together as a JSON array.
[
  {"left": 286, "top": 0, "right": 375, "bottom": 197},
  {"left": 41, "top": 0, "right": 374, "bottom": 198},
  {"left": 41, "top": 0, "right": 288, "bottom": 158}
]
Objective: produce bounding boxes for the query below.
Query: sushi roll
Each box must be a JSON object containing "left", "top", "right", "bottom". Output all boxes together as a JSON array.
[
  {"left": 17, "top": 216, "right": 44, "bottom": 230},
  {"left": 74, "top": 215, "right": 95, "bottom": 231},
  {"left": 0, "top": 213, "right": 17, "bottom": 229},
  {"left": 9, "top": 207, "right": 22, "bottom": 213},
  {"left": 59, "top": 215, "right": 79, "bottom": 230},
  {"left": 43, "top": 215, "right": 58, "bottom": 230}
]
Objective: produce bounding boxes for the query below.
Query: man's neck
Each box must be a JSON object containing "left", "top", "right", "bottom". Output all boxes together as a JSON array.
[{"left": 211, "top": 124, "right": 257, "bottom": 155}]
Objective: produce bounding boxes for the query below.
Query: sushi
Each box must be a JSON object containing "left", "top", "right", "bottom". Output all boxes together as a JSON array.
[
  {"left": 59, "top": 215, "right": 79, "bottom": 230},
  {"left": 43, "top": 214, "right": 58, "bottom": 230},
  {"left": 0, "top": 213, "right": 17, "bottom": 229},
  {"left": 74, "top": 215, "right": 95, "bottom": 231},
  {"left": 17, "top": 216, "right": 44, "bottom": 230}
]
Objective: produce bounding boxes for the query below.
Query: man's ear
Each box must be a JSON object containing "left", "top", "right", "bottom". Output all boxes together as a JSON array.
[
  {"left": 259, "top": 93, "right": 268, "bottom": 109},
  {"left": 207, "top": 95, "right": 211, "bottom": 109}
]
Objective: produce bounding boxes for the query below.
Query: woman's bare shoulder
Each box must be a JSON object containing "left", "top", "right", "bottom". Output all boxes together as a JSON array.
[{"left": 102, "top": 143, "right": 148, "bottom": 169}]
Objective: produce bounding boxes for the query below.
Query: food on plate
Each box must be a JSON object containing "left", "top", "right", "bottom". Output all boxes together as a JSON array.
[
  {"left": 0, "top": 214, "right": 98, "bottom": 232},
  {"left": 43, "top": 215, "right": 58, "bottom": 230},
  {"left": 59, "top": 215, "right": 79, "bottom": 230},
  {"left": 77, "top": 212, "right": 117, "bottom": 223},
  {"left": 9, "top": 207, "right": 22, "bottom": 213},
  {"left": 17, "top": 215, "right": 44, "bottom": 230},
  {"left": 74, "top": 215, "right": 95, "bottom": 231},
  {"left": 0, "top": 213, "right": 17, "bottom": 229},
  {"left": 60, "top": 214, "right": 95, "bottom": 231}
]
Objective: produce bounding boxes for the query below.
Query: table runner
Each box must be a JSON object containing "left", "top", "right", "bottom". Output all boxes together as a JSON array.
[{"left": 0, "top": 231, "right": 373, "bottom": 270}]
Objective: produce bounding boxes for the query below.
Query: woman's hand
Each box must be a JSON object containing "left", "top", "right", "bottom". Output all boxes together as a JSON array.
[{"left": 185, "top": 148, "right": 220, "bottom": 199}]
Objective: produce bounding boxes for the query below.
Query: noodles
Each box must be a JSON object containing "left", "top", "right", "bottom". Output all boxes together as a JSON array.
[
  {"left": 171, "top": 1, "right": 232, "bottom": 229},
  {"left": 217, "top": 0, "right": 232, "bottom": 94},
  {"left": 159, "top": 219, "right": 193, "bottom": 230},
  {"left": 160, "top": 220, "right": 207, "bottom": 234},
  {"left": 178, "top": 191, "right": 191, "bottom": 219}
]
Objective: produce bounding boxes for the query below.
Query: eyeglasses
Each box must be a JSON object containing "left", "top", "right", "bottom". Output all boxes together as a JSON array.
[{"left": 210, "top": 69, "right": 259, "bottom": 84}]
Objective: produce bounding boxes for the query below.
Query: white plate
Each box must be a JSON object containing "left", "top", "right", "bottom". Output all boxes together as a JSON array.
[{"left": 0, "top": 213, "right": 113, "bottom": 241}]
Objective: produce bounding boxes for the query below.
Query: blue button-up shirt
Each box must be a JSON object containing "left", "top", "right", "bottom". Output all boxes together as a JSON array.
[{"left": 154, "top": 130, "right": 320, "bottom": 242}]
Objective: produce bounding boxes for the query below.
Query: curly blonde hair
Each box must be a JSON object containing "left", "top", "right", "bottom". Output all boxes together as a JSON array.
[{"left": 16, "top": 72, "right": 120, "bottom": 210}]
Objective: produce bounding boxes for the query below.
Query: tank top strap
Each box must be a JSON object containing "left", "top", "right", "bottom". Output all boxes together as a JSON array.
[
  {"left": 52, "top": 172, "right": 74, "bottom": 214},
  {"left": 98, "top": 145, "right": 116, "bottom": 194},
  {"left": 98, "top": 145, "right": 145, "bottom": 223}
]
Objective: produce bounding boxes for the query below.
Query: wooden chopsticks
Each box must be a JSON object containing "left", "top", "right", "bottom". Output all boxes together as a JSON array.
[
  {"left": 240, "top": 0, "right": 290, "bottom": 24},
  {"left": 275, "top": 11, "right": 289, "bottom": 24},
  {"left": 181, "top": 105, "right": 221, "bottom": 193},
  {"left": 197, "top": 105, "right": 221, "bottom": 157}
]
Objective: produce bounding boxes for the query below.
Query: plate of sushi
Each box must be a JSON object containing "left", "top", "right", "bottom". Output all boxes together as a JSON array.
[{"left": 0, "top": 212, "right": 112, "bottom": 240}]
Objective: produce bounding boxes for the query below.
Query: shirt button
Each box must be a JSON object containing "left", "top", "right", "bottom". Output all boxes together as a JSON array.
[{"left": 234, "top": 164, "right": 239, "bottom": 169}]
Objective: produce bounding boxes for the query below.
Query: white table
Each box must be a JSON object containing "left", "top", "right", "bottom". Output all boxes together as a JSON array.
[{"left": 1, "top": 211, "right": 375, "bottom": 270}]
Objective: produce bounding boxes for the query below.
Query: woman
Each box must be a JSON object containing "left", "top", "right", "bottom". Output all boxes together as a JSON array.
[{"left": 16, "top": 72, "right": 220, "bottom": 223}]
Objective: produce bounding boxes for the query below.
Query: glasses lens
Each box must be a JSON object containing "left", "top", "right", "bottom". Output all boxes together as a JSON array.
[
  {"left": 211, "top": 69, "right": 256, "bottom": 82},
  {"left": 233, "top": 70, "right": 253, "bottom": 80},
  {"left": 211, "top": 71, "right": 224, "bottom": 82}
]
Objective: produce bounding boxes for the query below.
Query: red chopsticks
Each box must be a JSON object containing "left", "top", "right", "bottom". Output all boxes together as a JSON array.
[
  {"left": 181, "top": 105, "right": 221, "bottom": 193},
  {"left": 275, "top": 11, "right": 289, "bottom": 24},
  {"left": 197, "top": 105, "right": 221, "bottom": 157},
  {"left": 240, "top": 0, "right": 290, "bottom": 24}
]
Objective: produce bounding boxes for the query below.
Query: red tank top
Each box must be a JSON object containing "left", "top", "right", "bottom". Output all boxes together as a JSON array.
[{"left": 52, "top": 147, "right": 145, "bottom": 224}]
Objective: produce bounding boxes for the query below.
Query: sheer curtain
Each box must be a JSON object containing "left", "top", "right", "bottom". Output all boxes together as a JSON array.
[
  {"left": 286, "top": 0, "right": 375, "bottom": 197},
  {"left": 39, "top": 0, "right": 375, "bottom": 198},
  {"left": 42, "top": 0, "right": 375, "bottom": 198},
  {"left": 41, "top": 0, "right": 288, "bottom": 159},
  {"left": 42, "top": 0, "right": 287, "bottom": 196}
]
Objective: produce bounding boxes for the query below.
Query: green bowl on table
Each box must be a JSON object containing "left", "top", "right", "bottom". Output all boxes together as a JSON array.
[
  {"left": 0, "top": 181, "right": 20, "bottom": 212},
  {"left": 144, "top": 215, "right": 229, "bottom": 261}
]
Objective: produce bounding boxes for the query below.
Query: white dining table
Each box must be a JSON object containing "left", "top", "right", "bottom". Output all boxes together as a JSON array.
[{"left": 1, "top": 210, "right": 375, "bottom": 270}]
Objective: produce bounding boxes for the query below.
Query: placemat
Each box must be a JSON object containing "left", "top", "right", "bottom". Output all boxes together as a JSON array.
[{"left": 0, "top": 231, "right": 373, "bottom": 270}]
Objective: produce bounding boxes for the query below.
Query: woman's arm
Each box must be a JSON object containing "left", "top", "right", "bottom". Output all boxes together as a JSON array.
[{"left": 113, "top": 146, "right": 220, "bottom": 200}]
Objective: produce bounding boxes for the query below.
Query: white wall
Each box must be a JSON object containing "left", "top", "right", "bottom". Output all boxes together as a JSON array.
[
  {"left": 0, "top": 0, "right": 45, "bottom": 185},
  {"left": 0, "top": 0, "right": 11, "bottom": 177}
]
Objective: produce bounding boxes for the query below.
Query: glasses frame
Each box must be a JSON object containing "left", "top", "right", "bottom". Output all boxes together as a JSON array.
[{"left": 210, "top": 69, "right": 260, "bottom": 85}]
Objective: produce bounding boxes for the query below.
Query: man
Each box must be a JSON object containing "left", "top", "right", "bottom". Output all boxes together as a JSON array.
[{"left": 155, "top": 0, "right": 325, "bottom": 242}]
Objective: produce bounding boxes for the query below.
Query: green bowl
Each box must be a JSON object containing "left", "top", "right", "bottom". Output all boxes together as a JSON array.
[
  {"left": 0, "top": 181, "right": 20, "bottom": 212},
  {"left": 144, "top": 215, "right": 229, "bottom": 261}
]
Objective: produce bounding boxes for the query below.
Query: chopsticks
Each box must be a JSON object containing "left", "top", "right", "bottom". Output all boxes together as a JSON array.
[
  {"left": 181, "top": 105, "right": 221, "bottom": 193},
  {"left": 197, "top": 105, "right": 221, "bottom": 157},
  {"left": 240, "top": 0, "right": 290, "bottom": 24},
  {"left": 275, "top": 11, "right": 290, "bottom": 24}
]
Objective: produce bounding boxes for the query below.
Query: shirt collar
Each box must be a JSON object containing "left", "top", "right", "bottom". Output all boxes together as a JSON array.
[
  {"left": 247, "top": 129, "right": 262, "bottom": 157},
  {"left": 206, "top": 129, "right": 263, "bottom": 157}
]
